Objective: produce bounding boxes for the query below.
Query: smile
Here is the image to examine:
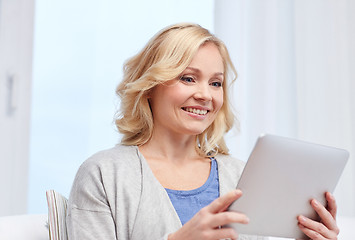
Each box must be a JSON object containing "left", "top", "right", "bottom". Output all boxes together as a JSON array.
[{"left": 182, "top": 107, "right": 209, "bottom": 115}]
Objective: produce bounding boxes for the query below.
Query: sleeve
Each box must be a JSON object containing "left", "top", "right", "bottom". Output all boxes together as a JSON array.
[{"left": 66, "top": 160, "right": 117, "bottom": 240}]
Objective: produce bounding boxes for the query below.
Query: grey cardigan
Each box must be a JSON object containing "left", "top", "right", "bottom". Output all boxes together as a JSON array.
[{"left": 67, "top": 145, "right": 266, "bottom": 240}]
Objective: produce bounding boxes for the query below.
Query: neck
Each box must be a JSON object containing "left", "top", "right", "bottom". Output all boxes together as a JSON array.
[{"left": 139, "top": 129, "right": 202, "bottom": 164}]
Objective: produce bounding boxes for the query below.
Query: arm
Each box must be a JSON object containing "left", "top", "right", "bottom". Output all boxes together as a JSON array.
[
  {"left": 297, "top": 192, "right": 339, "bottom": 240},
  {"left": 66, "top": 161, "right": 117, "bottom": 240},
  {"left": 67, "top": 208, "right": 116, "bottom": 239}
]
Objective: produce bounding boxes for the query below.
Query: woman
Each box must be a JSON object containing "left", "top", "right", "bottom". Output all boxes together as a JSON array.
[{"left": 67, "top": 23, "right": 339, "bottom": 240}]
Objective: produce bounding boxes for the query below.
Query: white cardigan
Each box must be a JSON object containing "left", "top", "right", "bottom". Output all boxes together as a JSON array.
[{"left": 67, "top": 144, "right": 266, "bottom": 240}]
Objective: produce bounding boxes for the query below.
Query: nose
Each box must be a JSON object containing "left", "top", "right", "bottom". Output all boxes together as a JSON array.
[{"left": 194, "top": 83, "right": 212, "bottom": 102}]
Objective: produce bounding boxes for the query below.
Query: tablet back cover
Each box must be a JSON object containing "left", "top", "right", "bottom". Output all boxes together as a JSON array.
[{"left": 227, "top": 134, "right": 348, "bottom": 239}]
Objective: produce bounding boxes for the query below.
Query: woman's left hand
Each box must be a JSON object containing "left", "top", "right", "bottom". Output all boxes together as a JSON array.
[{"left": 297, "top": 192, "right": 339, "bottom": 239}]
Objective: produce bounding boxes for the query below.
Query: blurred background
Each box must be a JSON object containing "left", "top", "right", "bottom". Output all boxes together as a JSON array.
[{"left": 0, "top": 0, "right": 354, "bottom": 226}]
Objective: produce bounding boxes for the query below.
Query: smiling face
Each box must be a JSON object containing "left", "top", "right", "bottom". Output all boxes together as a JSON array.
[{"left": 149, "top": 42, "right": 224, "bottom": 137}]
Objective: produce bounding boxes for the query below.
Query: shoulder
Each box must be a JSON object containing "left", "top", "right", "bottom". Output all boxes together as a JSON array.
[
  {"left": 214, "top": 153, "right": 246, "bottom": 190},
  {"left": 85, "top": 144, "right": 139, "bottom": 164},
  {"left": 214, "top": 153, "right": 246, "bottom": 173},
  {"left": 69, "top": 145, "right": 143, "bottom": 208},
  {"left": 79, "top": 144, "right": 141, "bottom": 172},
  {"left": 73, "top": 144, "right": 142, "bottom": 186}
]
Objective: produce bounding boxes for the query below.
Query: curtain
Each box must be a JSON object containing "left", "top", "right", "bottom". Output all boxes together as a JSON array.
[{"left": 214, "top": 0, "right": 355, "bottom": 217}]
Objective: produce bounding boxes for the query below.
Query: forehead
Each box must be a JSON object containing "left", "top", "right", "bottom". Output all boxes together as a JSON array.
[{"left": 187, "top": 42, "right": 224, "bottom": 74}]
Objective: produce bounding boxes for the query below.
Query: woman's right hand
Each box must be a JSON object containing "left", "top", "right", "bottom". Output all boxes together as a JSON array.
[{"left": 168, "top": 189, "right": 249, "bottom": 240}]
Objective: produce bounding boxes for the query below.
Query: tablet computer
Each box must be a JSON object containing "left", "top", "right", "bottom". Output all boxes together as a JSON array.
[{"left": 227, "top": 134, "right": 349, "bottom": 239}]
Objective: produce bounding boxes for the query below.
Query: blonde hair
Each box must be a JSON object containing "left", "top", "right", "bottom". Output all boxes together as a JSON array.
[{"left": 115, "top": 23, "right": 237, "bottom": 157}]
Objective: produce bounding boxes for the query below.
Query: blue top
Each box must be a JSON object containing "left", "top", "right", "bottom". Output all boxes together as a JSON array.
[{"left": 165, "top": 158, "right": 220, "bottom": 225}]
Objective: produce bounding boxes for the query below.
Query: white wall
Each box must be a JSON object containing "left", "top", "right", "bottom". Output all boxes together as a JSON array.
[{"left": 0, "top": 0, "right": 35, "bottom": 216}]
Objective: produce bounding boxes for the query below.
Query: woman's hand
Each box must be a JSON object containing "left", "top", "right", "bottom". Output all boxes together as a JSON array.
[
  {"left": 297, "top": 192, "right": 339, "bottom": 240},
  {"left": 168, "top": 189, "right": 249, "bottom": 240}
]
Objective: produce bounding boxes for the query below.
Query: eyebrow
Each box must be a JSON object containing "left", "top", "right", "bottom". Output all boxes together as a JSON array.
[{"left": 185, "top": 67, "right": 224, "bottom": 77}]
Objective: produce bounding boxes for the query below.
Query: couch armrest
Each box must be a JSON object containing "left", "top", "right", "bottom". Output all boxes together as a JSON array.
[{"left": 0, "top": 214, "right": 48, "bottom": 240}]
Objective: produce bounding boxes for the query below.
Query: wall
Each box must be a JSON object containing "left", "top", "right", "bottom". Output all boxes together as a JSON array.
[
  {"left": 214, "top": 0, "right": 355, "bottom": 217},
  {"left": 0, "top": 0, "right": 34, "bottom": 216}
]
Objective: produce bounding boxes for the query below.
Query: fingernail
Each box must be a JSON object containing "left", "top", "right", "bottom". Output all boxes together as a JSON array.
[
  {"left": 245, "top": 217, "right": 250, "bottom": 223},
  {"left": 313, "top": 199, "right": 319, "bottom": 206},
  {"left": 328, "top": 192, "right": 334, "bottom": 200},
  {"left": 298, "top": 216, "right": 306, "bottom": 222}
]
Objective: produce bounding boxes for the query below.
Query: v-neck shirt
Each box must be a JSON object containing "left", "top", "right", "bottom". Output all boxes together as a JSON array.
[{"left": 165, "top": 158, "right": 219, "bottom": 225}]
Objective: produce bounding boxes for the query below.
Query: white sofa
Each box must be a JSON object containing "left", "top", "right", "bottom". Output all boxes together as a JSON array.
[{"left": 0, "top": 214, "right": 48, "bottom": 240}]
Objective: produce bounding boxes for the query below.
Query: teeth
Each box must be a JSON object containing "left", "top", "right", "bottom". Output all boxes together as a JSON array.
[{"left": 184, "top": 107, "right": 208, "bottom": 115}]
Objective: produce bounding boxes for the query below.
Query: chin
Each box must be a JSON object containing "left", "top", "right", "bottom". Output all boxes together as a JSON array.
[
  {"left": 184, "top": 128, "right": 208, "bottom": 136},
  {"left": 178, "top": 122, "right": 212, "bottom": 136}
]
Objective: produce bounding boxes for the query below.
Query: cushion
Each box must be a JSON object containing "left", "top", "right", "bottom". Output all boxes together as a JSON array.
[{"left": 46, "top": 190, "right": 68, "bottom": 240}]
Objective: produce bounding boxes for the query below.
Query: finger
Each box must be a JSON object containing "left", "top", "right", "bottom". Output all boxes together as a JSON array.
[
  {"left": 207, "top": 189, "right": 242, "bottom": 213},
  {"left": 298, "top": 215, "right": 337, "bottom": 239},
  {"left": 298, "top": 222, "right": 326, "bottom": 240},
  {"left": 325, "top": 192, "right": 337, "bottom": 220},
  {"left": 311, "top": 199, "right": 338, "bottom": 233},
  {"left": 208, "top": 211, "right": 249, "bottom": 228},
  {"left": 208, "top": 227, "right": 238, "bottom": 240}
]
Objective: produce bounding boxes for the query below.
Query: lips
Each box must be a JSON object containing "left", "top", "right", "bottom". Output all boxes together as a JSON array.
[{"left": 182, "top": 107, "right": 209, "bottom": 115}]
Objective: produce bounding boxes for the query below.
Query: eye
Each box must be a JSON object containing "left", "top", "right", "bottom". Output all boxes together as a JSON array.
[
  {"left": 179, "top": 75, "right": 195, "bottom": 83},
  {"left": 210, "top": 81, "right": 223, "bottom": 87}
]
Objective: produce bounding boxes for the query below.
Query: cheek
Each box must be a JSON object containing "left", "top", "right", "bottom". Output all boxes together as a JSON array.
[{"left": 167, "top": 86, "right": 189, "bottom": 104}]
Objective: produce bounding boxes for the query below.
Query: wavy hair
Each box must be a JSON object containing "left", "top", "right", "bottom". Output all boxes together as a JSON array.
[{"left": 115, "top": 23, "right": 238, "bottom": 157}]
